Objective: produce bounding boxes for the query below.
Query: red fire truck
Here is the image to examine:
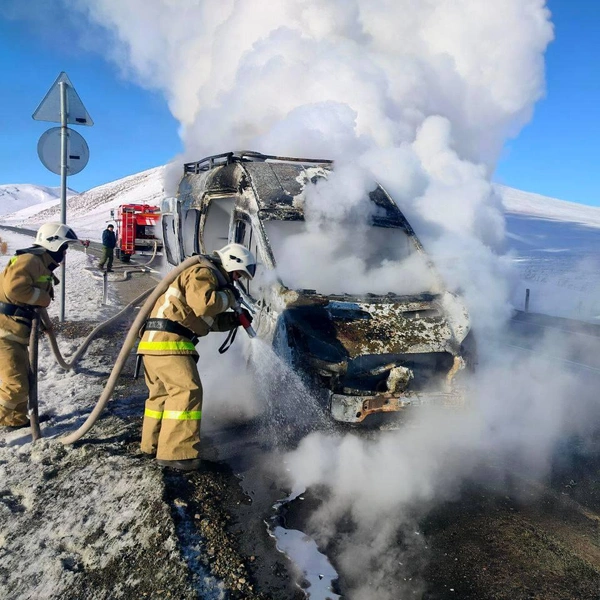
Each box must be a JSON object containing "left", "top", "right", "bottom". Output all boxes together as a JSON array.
[{"left": 111, "top": 204, "right": 162, "bottom": 263}]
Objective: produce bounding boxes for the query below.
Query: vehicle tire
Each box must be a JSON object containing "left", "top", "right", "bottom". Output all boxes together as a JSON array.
[
  {"left": 460, "top": 330, "right": 477, "bottom": 371},
  {"left": 121, "top": 253, "right": 131, "bottom": 263}
]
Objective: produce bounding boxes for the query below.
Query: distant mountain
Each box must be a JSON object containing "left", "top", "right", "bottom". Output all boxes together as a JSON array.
[
  {"left": 0, "top": 166, "right": 165, "bottom": 241},
  {"left": 2, "top": 170, "right": 598, "bottom": 231},
  {"left": 0, "top": 184, "right": 77, "bottom": 216},
  {"left": 496, "top": 183, "right": 600, "bottom": 228}
]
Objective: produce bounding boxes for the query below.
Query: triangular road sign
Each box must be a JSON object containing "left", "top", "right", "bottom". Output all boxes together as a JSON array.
[{"left": 32, "top": 71, "right": 94, "bottom": 126}]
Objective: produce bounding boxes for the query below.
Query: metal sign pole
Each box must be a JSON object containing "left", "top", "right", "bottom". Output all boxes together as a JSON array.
[
  {"left": 33, "top": 72, "right": 93, "bottom": 324},
  {"left": 59, "top": 81, "right": 68, "bottom": 322}
]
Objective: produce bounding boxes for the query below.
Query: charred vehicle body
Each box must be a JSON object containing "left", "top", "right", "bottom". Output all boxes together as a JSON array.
[{"left": 161, "top": 151, "right": 473, "bottom": 423}]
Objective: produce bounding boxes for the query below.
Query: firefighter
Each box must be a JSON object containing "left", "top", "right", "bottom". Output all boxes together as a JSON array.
[
  {"left": 98, "top": 224, "right": 116, "bottom": 272},
  {"left": 0, "top": 222, "right": 79, "bottom": 428},
  {"left": 138, "top": 243, "right": 256, "bottom": 471}
]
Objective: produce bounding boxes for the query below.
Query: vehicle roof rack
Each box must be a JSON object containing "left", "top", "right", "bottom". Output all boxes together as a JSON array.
[{"left": 183, "top": 151, "right": 333, "bottom": 174}]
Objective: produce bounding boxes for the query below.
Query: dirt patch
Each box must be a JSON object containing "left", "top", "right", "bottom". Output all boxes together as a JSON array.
[{"left": 421, "top": 481, "right": 600, "bottom": 600}]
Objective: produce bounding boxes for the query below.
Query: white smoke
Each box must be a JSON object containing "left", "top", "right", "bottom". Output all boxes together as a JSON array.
[
  {"left": 5, "top": 0, "right": 554, "bottom": 329},
  {"left": 281, "top": 331, "right": 598, "bottom": 599}
]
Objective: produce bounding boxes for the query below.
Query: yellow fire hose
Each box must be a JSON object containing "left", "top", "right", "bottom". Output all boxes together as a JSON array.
[{"left": 39, "top": 286, "right": 155, "bottom": 371}]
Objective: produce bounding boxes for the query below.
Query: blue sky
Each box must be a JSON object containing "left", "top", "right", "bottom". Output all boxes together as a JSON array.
[
  {"left": 0, "top": 0, "right": 598, "bottom": 207},
  {"left": 0, "top": 10, "right": 181, "bottom": 193},
  {"left": 494, "top": 0, "right": 600, "bottom": 207}
]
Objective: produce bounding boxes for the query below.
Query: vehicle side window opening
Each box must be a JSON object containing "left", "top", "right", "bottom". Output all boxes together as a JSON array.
[
  {"left": 233, "top": 218, "right": 261, "bottom": 298},
  {"left": 162, "top": 215, "right": 178, "bottom": 265},
  {"left": 201, "top": 196, "right": 235, "bottom": 254},
  {"left": 182, "top": 209, "right": 200, "bottom": 257},
  {"left": 234, "top": 220, "right": 247, "bottom": 245}
]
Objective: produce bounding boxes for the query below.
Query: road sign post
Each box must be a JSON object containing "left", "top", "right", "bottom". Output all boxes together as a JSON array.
[{"left": 33, "top": 72, "right": 93, "bottom": 322}]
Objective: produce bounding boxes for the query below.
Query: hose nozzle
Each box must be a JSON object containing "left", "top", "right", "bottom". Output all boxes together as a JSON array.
[{"left": 233, "top": 303, "right": 256, "bottom": 338}]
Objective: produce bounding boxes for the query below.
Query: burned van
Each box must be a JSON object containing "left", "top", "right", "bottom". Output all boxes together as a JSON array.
[{"left": 161, "top": 151, "right": 473, "bottom": 423}]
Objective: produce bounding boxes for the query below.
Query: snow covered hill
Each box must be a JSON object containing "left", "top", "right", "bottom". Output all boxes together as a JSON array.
[
  {"left": 0, "top": 183, "right": 77, "bottom": 215},
  {"left": 0, "top": 166, "right": 165, "bottom": 242},
  {"left": 498, "top": 183, "right": 600, "bottom": 228}
]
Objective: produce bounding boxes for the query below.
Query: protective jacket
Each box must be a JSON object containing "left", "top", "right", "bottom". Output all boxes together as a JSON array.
[
  {"left": 137, "top": 257, "right": 238, "bottom": 356},
  {"left": 0, "top": 249, "right": 58, "bottom": 344}
]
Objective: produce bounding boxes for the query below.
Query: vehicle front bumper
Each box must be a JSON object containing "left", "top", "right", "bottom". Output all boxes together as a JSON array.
[{"left": 329, "top": 389, "right": 466, "bottom": 423}]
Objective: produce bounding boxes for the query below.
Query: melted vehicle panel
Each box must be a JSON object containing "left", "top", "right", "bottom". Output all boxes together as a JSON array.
[
  {"left": 244, "top": 162, "right": 308, "bottom": 209},
  {"left": 334, "top": 302, "right": 453, "bottom": 356}
]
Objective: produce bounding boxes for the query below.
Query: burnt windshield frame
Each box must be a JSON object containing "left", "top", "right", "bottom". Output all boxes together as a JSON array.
[
  {"left": 162, "top": 214, "right": 179, "bottom": 265},
  {"left": 233, "top": 212, "right": 263, "bottom": 299},
  {"left": 258, "top": 209, "right": 408, "bottom": 231}
]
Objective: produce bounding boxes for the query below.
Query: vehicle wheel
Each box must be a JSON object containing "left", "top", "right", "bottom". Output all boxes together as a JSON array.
[
  {"left": 460, "top": 330, "right": 477, "bottom": 371},
  {"left": 121, "top": 253, "right": 131, "bottom": 263}
]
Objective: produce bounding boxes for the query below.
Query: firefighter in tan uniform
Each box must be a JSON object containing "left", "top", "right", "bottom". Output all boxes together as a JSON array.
[
  {"left": 0, "top": 222, "right": 79, "bottom": 428},
  {"left": 138, "top": 243, "right": 256, "bottom": 471}
]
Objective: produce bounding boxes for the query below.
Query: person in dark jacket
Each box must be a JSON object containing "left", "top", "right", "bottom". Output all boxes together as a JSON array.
[{"left": 98, "top": 224, "right": 117, "bottom": 272}]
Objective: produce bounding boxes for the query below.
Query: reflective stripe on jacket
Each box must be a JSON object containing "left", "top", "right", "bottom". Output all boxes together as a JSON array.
[
  {"left": 137, "top": 257, "right": 238, "bottom": 356},
  {"left": 0, "top": 251, "right": 58, "bottom": 344}
]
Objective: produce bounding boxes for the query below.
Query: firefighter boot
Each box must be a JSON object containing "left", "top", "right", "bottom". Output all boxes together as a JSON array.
[
  {"left": 157, "top": 458, "right": 202, "bottom": 471},
  {"left": 4, "top": 414, "right": 50, "bottom": 430}
]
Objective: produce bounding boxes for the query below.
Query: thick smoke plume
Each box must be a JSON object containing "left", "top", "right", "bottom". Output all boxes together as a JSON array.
[
  {"left": 37, "top": 0, "right": 551, "bottom": 333},
  {"left": 4, "top": 0, "right": 554, "bottom": 329}
]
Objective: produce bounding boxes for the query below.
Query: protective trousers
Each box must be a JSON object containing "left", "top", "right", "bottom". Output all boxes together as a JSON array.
[
  {"left": 0, "top": 338, "right": 30, "bottom": 427},
  {"left": 141, "top": 354, "right": 203, "bottom": 461},
  {"left": 98, "top": 247, "right": 114, "bottom": 270}
]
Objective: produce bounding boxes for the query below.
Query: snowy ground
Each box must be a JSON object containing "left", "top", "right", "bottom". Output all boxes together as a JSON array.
[
  {"left": 499, "top": 184, "right": 600, "bottom": 323},
  {"left": 0, "top": 230, "right": 203, "bottom": 600}
]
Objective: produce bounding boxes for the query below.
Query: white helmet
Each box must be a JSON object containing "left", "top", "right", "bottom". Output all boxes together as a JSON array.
[
  {"left": 216, "top": 243, "right": 256, "bottom": 279},
  {"left": 35, "top": 222, "right": 79, "bottom": 252}
]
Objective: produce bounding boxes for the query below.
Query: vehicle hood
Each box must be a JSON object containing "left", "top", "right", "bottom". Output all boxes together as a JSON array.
[{"left": 282, "top": 292, "right": 470, "bottom": 360}]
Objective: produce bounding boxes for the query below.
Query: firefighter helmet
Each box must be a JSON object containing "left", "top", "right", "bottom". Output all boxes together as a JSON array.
[
  {"left": 216, "top": 243, "right": 256, "bottom": 279},
  {"left": 35, "top": 222, "right": 79, "bottom": 252}
]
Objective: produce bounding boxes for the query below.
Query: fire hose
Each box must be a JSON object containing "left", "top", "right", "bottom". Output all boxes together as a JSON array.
[
  {"left": 47, "top": 255, "right": 254, "bottom": 445},
  {"left": 39, "top": 287, "right": 155, "bottom": 370},
  {"left": 21, "top": 240, "right": 163, "bottom": 442},
  {"left": 25, "top": 286, "right": 155, "bottom": 442}
]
